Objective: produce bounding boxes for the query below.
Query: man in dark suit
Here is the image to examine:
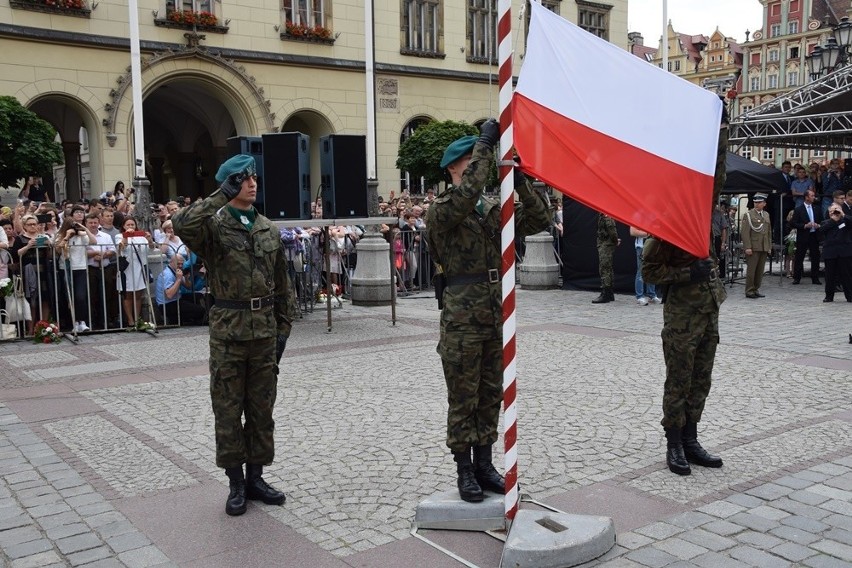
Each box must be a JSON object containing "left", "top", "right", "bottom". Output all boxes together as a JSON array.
[
  {"left": 791, "top": 189, "right": 823, "bottom": 285},
  {"left": 843, "top": 189, "right": 852, "bottom": 216}
]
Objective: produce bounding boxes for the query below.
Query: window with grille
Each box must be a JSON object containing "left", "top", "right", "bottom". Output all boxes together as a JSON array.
[
  {"left": 750, "top": 76, "right": 761, "bottom": 91},
  {"left": 576, "top": 1, "right": 610, "bottom": 40},
  {"left": 769, "top": 49, "right": 779, "bottom": 62},
  {"left": 674, "top": 60, "right": 681, "bottom": 71},
  {"left": 399, "top": 117, "right": 432, "bottom": 193},
  {"left": 468, "top": 0, "right": 496, "bottom": 63},
  {"left": 768, "top": 74, "right": 778, "bottom": 88},
  {"left": 741, "top": 147, "right": 753, "bottom": 160},
  {"left": 812, "top": 148, "right": 825, "bottom": 157},
  {"left": 771, "top": 24, "right": 781, "bottom": 37},
  {"left": 762, "top": 147, "right": 774, "bottom": 160},
  {"left": 282, "top": 0, "right": 327, "bottom": 28},
  {"left": 524, "top": 0, "right": 560, "bottom": 45},
  {"left": 401, "top": 0, "right": 443, "bottom": 56},
  {"left": 789, "top": 148, "right": 801, "bottom": 159},
  {"left": 788, "top": 20, "right": 798, "bottom": 34}
]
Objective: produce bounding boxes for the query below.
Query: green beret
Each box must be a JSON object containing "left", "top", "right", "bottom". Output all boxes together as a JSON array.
[
  {"left": 215, "top": 154, "right": 256, "bottom": 184},
  {"left": 440, "top": 135, "right": 478, "bottom": 169}
]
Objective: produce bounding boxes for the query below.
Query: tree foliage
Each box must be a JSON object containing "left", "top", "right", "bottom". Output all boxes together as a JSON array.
[
  {"left": 0, "top": 96, "right": 64, "bottom": 188},
  {"left": 396, "top": 120, "right": 478, "bottom": 189}
]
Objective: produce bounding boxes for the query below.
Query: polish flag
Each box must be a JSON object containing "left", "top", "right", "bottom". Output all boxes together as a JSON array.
[{"left": 513, "top": 1, "right": 722, "bottom": 258}]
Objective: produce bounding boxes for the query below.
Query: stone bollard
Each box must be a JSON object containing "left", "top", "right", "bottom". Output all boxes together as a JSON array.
[
  {"left": 351, "top": 229, "right": 392, "bottom": 305},
  {"left": 519, "top": 231, "right": 560, "bottom": 289}
]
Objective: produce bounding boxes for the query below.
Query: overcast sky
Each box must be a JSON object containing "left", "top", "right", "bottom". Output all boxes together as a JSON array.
[{"left": 627, "top": 0, "right": 765, "bottom": 44}]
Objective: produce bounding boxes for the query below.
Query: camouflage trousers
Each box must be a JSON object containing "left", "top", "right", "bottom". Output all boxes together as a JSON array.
[
  {"left": 209, "top": 336, "right": 278, "bottom": 468},
  {"left": 437, "top": 321, "right": 502, "bottom": 453},
  {"left": 660, "top": 307, "right": 719, "bottom": 429},
  {"left": 598, "top": 243, "right": 615, "bottom": 288}
]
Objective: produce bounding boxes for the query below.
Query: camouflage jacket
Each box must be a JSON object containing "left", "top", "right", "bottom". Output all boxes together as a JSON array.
[
  {"left": 641, "top": 237, "right": 726, "bottom": 314},
  {"left": 597, "top": 214, "right": 618, "bottom": 246},
  {"left": 171, "top": 190, "right": 295, "bottom": 341},
  {"left": 424, "top": 141, "right": 551, "bottom": 326}
]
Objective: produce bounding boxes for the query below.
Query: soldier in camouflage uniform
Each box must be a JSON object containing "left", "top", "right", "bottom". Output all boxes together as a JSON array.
[
  {"left": 641, "top": 116, "right": 729, "bottom": 476},
  {"left": 592, "top": 214, "right": 619, "bottom": 303},
  {"left": 424, "top": 120, "right": 550, "bottom": 502},
  {"left": 172, "top": 154, "right": 296, "bottom": 515}
]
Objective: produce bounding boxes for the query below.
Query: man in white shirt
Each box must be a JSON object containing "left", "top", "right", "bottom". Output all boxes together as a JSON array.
[{"left": 85, "top": 213, "right": 119, "bottom": 329}]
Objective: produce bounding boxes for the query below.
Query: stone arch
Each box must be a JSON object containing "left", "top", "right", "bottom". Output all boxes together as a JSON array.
[
  {"left": 389, "top": 105, "right": 444, "bottom": 136},
  {"left": 274, "top": 99, "right": 344, "bottom": 134},
  {"left": 107, "top": 48, "right": 275, "bottom": 149},
  {"left": 16, "top": 81, "right": 104, "bottom": 200}
]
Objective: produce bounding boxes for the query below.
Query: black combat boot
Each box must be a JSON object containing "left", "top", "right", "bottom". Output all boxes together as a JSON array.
[
  {"left": 664, "top": 428, "right": 691, "bottom": 476},
  {"left": 682, "top": 422, "right": 723, "bottom": 468},
  {"left": 224, "top": 466, "right": 247, "bottom": 516},
  {"left": 453, "top": 451, "right": 484, "bottom": 502},
  {"left": 245, "top": 464, "right": 286, "bottom": 505},
  {"left": 591, "top": 288, "right": 613, "bottom": 304},
  {"left": 473, "top": 445, "right": 506, "bottom": 494}
]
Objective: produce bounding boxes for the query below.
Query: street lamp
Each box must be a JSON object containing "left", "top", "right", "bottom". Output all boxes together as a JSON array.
[
  {"left": 821, "top": 37, "right": 842, "bottom": 70},
  {"left": 807, "top": 45, "right": 824, "bottom": 80},
  {"left": 833, "top": 16, "right": 852, "bottom": 64}
]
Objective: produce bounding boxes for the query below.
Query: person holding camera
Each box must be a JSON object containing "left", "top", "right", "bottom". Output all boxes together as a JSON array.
[
  {"left": 171, "top": 154, "right": 296, "bottom": 517},
  {"left": 424, "top": 120, "right": 550, "bottom": 503},
  {"left": 55, "top": 206, "right": 97, "bottom": 332},
  {"left": 820, "top": 203, "right": 852, "bottom": 302}
]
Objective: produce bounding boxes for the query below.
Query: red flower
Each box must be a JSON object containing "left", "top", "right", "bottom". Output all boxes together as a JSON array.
[{"left": 43, "top": 338, "right": 51, "bottom": 344}]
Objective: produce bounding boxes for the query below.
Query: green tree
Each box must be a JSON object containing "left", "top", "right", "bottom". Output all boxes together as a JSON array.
[
  {"left": 396, "top": 120, "right": 478, "bottom": 190},
  {"left": 0, "top": 96, "right": 63, "bottom": 188}
]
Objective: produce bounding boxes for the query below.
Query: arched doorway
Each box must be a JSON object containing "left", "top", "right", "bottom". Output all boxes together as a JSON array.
[
  {"left": 281, "top": 111, "right": 335, "bottom": 204},
  {"left": 142, "top": 78, "right": 244, "bottom": 203},
  {"left": 28, "top": 95, "right": 102, "bottom": 203}
]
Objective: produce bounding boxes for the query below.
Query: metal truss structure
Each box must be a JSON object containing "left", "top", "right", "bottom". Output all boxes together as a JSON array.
[{"left": 729, "top": 63, "right": 852, "bottom": 151}]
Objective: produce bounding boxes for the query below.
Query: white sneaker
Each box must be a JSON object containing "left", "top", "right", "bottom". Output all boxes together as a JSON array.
[
  {"left": 651, "top": 296, "right": 663, "bottom": 304},
  {"left": 78, "top": 321, "right": 90, "bottom": 332},
  {"left": 636, "top": 297, "right": 649, "bottom": 306},
  {"left": 72, "top": 322, "right": 81, "bottom": 333}
]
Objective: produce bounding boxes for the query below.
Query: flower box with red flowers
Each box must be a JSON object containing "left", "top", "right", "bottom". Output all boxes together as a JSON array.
[
  {"left": 281, "top": 21, "right": 335, "bottom": 44},
  {"left": 33, "top": 321, "right": 62, "bottom": 344},
  {"left": 154, "top": 9, "right": 229, "bottom": 33},
  {"left": 10, "top": 0, "right": 91, "bottom": 18}
]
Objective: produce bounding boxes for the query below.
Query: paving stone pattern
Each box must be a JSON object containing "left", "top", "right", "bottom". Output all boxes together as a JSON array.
[{"left": 1, "top": 282, "right": 851, "bottom": 566}]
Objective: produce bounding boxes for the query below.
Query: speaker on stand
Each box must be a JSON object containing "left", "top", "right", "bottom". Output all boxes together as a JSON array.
[
  {"left": 225, "top": 136, "right": 265, "bottom": 214},
  {"left": 261, "top": 132, "right": 312, "bottom": 220},
  {"left": 320, "top": 134, "right": 368, "bottom": 219}
]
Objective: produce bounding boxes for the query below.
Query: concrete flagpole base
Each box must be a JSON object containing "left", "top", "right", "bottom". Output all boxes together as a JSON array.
[
  {"left": 500, "top": 510, "right": 615, "bottom": 568},
  {"left": 413, "top": 489, "right": 506, "bottom": 532}
]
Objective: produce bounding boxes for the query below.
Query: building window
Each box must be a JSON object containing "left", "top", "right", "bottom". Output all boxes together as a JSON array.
[
  {"left": 577, "top": 1, "right": 610, "bottom": 40},
  {"left": 468, "top": 0, "right": 496, "bottom": 63},
  {"left": 170, "top": 0, "right": 213, "bottom": 11},
  {"left": 399, "top": 117, "right": 432, "bottom": 192},
  {"left": 282, "top": 0, "right": 326, "bottom": 28},
  {"left": 768, "top": 49, "right": 780, "bottom": 62},
  {"left": 790, "top": 46, "right": 799, "bottom": 59},
  {"left": 771, "top": 23, "right": 781, "bottom": 37},
  {"left": 762, "top": 147, "right": 774, "bottom": 160},
  {"left": 789, "top": 148, "right": 801, "bottom": 159},
  {"left": 788, "top": 71, "right": 798, "bottom": 86},
  {"left": 741, "top": 147, "right": 753, "bottom": 160},
  {"left": 768, "top": 74, "right": 778, "bottom": 88},
  {"left": 750, "top": 76, "right": 761, "bottom": 91},
  {"left": 401, "top": 0, "right": 443, "bottom": 55},
  {"left": 812, "top": 148, "right": 825, "bottom": 157},
  {"left": 674, "top": 60, "right": 681, "bottom": 71},
  {"left": 789, "top": 20, "right": 798, "bottom": 34},
  {"left": 525, "top": 0, "right": 559, "bottom": 42},
  {"left": 667, "top": 61, "right": 672, "bottom": 71}
]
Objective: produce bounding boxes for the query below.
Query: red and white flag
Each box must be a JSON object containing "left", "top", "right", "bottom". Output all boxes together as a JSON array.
[{"left": 513, "top": 1, "right": 722, "bottom": 258}]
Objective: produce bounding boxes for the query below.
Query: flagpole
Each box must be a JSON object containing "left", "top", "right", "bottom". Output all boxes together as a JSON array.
[
  {"left": 128, "top": 0, "right": 146, "bottom": 179},
  {"left": 498, "top": 0, "right": 519, "bottom": 524}
]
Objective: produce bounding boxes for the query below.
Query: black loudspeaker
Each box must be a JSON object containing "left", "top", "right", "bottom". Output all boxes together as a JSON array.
[
  {"left": 320, "top": 134, "right": 368, "bottom": 218},
  {"left": 261, "top": 132, "right": 311, "bottom": 220},
  {"left": 225, "top": 136, "right": 265, "bottom": 214}
]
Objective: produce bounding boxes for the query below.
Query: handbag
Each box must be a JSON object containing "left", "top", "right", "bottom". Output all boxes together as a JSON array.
[
  {"left": 118, "top": 256, "right": 129, "bottom": 272},
  {"left": 5, "top": 276, "right": 31, "bottom": 322},
  {"left": 0, "top": 310, "right": 17, "bottom": 340}
]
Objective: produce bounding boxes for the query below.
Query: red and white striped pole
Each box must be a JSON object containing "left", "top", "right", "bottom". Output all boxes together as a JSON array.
[{"left": 497, "top": 0, "right": 518, "bottom": 522}]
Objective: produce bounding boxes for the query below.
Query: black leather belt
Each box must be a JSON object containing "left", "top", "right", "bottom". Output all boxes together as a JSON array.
[
  {"left": 446, "top": 269, "right": 501, "bottom": 287},
  {"left": 216, "top": 295, "right": 275, "bottom": 311}
]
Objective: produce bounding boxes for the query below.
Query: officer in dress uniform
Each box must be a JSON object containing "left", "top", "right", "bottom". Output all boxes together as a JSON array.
[
  {"left": 172, "top": 155, "right": 296, "bottom": 516},
  {"left": 740, "top": 193, "right": 772, "bottom": 299},
  {"left": 424, "top": 121, "right": 550, "bottom": 502}
]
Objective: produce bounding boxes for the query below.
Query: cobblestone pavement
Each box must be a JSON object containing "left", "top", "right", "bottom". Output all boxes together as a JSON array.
[{"left": 1, "top": 274, "right": 851, "bottom": 567}]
